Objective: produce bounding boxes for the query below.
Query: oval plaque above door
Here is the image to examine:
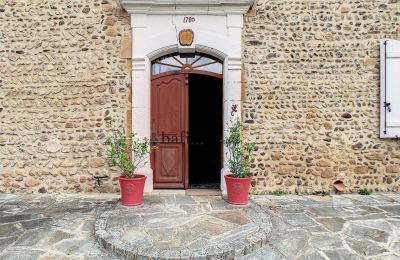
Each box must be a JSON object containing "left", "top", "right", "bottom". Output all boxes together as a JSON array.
[{"left": 179, "top": 29, "right": 194, "bottom": 46}]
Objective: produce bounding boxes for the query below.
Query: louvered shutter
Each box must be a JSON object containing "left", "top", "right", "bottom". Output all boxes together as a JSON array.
[{"left": 380, "top": 39, "right": 400, "bottom": 138}]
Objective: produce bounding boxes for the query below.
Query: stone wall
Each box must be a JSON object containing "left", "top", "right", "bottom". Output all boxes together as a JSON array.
[
  {"left": 243, "top": 0, "right": 400, "bottom": 194},
  {"left": 2, "top": 0, "right": 400, "bottom": 195},
  {"left": 0, "top": 0, "right": 132, "bottom": 193}
]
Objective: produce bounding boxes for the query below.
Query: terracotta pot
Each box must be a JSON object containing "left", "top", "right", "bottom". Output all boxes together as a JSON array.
[
  {"left": 119, "top": 174, "right": 146, "bottom": 206},
  {"left": 224, "top": 174, "right": 252, "bottom": 205}
]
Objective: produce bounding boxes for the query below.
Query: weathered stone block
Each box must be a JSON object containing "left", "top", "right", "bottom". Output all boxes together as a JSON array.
[
  {"left": 364, "top": 57, "right": 376, "bottom": 66},
  {"left": 102, "top": 4, "right": 113, "bottom": 12},
  {"left": 278, "top": 165, "right": 296, "bottom": 175},
  {"left": 106, "top": 28, "right": 118, "bottom": 37},
  {"left": 270, "top": 152, "right": 281, "bottom": 161},
  {"left": 323, "top": 122, "right": 333, "bottom": 130},
  {"left": 284, "top": 179, "right": 295, "bottom": 186},
  {"left": 104, "top": 17, "right": 115, "bottom": 26},
  {"left": 89, "top": 158, "right": 105, "bottom": 168},
  {"left": 82, "top": 7, "right": 90, "bottom": 14},
  {"left": 120, "top": 36, "right": 132, "bottom": 58},
  {"left": 366, "top": 153, "right": 384, "bottom": 161},
  {"left": 65, "top": 123, "right": 75, "bottom": 128},
  {"left": 354, "top": 166, "right": 368, "bottom": 175},
  {"left": 24, "top": 177, "right": 40, "bottom": 187},
  {"left": 46, "top": 141, "right": 61, "bottom": 153},
  {"left": 316, "top": 159, "right": 331, "bottom": 167},
  {"left": 386, "top": 165, "right": 400, "bottom": 173},
  {"left": 321, "top": 168, "right": 334, "bottom": 179},
  {"left": 391, "top": 152, "right": 400, "bottom": 159},
  {"left": 61, "top": 159, "right": 75, "bottom": 168},
  {"left": 339, "top": 4, "right": 350, "bottom": 13}
]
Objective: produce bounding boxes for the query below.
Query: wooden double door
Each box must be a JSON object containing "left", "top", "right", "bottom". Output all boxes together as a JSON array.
[{"left": 151, "top": 72, "right": 222, "bottom": 189}]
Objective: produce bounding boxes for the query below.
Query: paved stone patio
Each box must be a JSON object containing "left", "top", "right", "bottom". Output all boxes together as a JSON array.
[
  {"left": 95, "top": 196, "right": 271, "bottom": 259},
  {"left": 0, "top": 193, "right": 399, "bottom": 259},
  {"left": 248, "top": 194, "right": 400, "bottom": 260}
]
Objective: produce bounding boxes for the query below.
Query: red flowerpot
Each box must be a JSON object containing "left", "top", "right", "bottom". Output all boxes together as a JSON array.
[
  {"left": 119, "top": 174, "right": 146, "bottom": 206},
  {"left": 224, "top": 174, "right": 252, "bottom": 205}
]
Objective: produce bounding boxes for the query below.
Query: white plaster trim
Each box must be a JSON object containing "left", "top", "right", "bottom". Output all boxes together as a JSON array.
[
  {"left": 132, "top": 57, "right": 146, "bottom": 71},
  {"left": 139, "top": 167, "right": 153, "bottom": 192},
  {"left": 124, "top": 7, "right": 250, "bottom": 191},
  {"left": 119, "top": 0, "right": 254, "bottom": 15},
  {"left": 227, "top": 57, "right": 242, "bottom": 70},
  {"left": 220, "top": 168, "right": 230, "bottom": 195},
  {"left": 196, "top": 44, "right": 227, "bottom": 60},
  {"left": 147, "top": 45, "right": 179, "bottom": 61},
  {"left": 227, "top": 13, "right": 244, "bottom": 27},
  {"left": 147, "top": 44, "right": 228, "bottom": 61}
]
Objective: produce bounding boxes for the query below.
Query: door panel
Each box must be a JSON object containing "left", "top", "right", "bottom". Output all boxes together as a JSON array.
[
  {"left": 154, "top": 144, "right": 183, "bottom": 184},
  {"left": 151, "top": 74, "right": 186, "bottom": 188},
  {"left": 156, "top": 78, "right": 183, "bottom": 135}
]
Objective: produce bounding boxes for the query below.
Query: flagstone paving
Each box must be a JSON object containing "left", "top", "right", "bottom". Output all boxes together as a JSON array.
[
  {"left": 242, "top": 194, "right": 400, "bottom": 260},
  {"left": 0, "top": 193, "right": 399, "bottom": 259},
  {"left": 95, "top": 196, "right": 271, "bottom": 259}
]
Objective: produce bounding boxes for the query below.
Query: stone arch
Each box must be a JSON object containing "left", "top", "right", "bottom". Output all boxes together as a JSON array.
[{"left": 147, "top": 44, "right": 227, "bottom": 62}]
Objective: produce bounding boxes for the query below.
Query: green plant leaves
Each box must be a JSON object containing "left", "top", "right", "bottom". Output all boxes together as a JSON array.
[
  {"left": 359, "top": 188, "right": 372, "bottom": 195},
  {"left": 105, "top": 120, "right": 150, "bottom": 178},
  {"left": 225, "top": 118, "right": 255, "bottom": 178}
]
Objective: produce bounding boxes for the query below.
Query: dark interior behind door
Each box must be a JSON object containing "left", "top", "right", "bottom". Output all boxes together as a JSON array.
[{"left": 188, "top": 74, "right": 223, "bottom": 188}]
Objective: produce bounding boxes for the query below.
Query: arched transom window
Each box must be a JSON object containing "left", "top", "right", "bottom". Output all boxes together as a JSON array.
[{"left": 152, "top": 53, "right": 223, "bottom": 76}]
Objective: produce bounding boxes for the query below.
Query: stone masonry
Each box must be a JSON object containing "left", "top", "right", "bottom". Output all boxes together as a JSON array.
[
  {"left": 243, "top": 0, "right": 400, "bottom": 194},
  {"left": 0, "top": 0, "right": 132, "bottom": 193},
  {"left": 1, "top": 0, "right": 400, "bottom": 194}
]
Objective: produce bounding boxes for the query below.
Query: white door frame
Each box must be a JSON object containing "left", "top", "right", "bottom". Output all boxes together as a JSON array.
[{"left": 118, "top": 0, "right": 253, "bottom": 192}]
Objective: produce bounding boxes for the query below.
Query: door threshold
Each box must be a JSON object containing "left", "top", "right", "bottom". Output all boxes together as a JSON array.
[
  {"left": 148, "top": 189, "right": 222, "bottom": 196},
  {"left": 185, "top": 189, "right": 222, "bottom": 196},
  {"left": 150, "top": 189, "right": 186, "bottom": 195}
]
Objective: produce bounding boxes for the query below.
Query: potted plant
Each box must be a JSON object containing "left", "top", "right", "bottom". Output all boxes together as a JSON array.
[
  {"left": 105, "top": 121, "right": 150, "bottom": 206},
  {"left": 224, "top": 118, "right": 255, "bottom": 205}
]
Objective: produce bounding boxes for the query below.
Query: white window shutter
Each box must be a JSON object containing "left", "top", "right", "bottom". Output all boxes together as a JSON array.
[{"left": 380, "top": 39, "right": 400, "bottom": 138}]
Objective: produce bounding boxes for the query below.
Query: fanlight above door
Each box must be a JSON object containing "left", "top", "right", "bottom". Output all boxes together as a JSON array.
[{"left": 152, "top": 53, "right": 223, "bottom": 76}]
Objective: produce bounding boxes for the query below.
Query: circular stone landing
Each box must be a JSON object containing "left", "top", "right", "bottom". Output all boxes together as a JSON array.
[{"left": 95, "top": 195, "right": 271, "bottom": 259}]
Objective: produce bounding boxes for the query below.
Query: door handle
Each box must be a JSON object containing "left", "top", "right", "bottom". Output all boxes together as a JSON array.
[{"left": 150, "top": 132, "right": 159, "bottom": 150}]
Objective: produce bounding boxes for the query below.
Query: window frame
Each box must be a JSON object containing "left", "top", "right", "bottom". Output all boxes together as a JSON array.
[{"left": 151, "top": 52, "right": 223, "bottom": 78}]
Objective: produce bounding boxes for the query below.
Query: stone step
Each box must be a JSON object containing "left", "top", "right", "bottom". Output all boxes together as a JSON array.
[
  {"left": 237, "top": 245, "right": 287, "bottom": 260},
  {"left": 95, "top": 196, "right": 272, "bottom": 259}
]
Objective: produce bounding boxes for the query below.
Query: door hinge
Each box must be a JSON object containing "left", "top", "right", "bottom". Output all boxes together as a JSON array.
[{"left": 384, "top": 102, "right": 391, "bottom": 112}]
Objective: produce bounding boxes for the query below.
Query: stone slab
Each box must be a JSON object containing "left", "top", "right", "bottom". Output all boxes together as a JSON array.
[
  {"left": 0, "top": 249, "right": 45, "bottom": 260},
  {"left": 95, "top": 195, "right": 272, "bottom": 259}
]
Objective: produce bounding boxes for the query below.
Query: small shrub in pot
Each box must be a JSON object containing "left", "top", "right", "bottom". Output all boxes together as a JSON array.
[
  {"left": 224, "top": 118, "right": 255, "bottom": 205},
  {"left": 105, "top": 120, "right": 150, "bottom": 206}
]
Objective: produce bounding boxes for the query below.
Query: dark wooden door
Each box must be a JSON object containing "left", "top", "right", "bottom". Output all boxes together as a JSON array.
[{"left": 151, "top": 73, "right": 187, "bottom": 188}]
